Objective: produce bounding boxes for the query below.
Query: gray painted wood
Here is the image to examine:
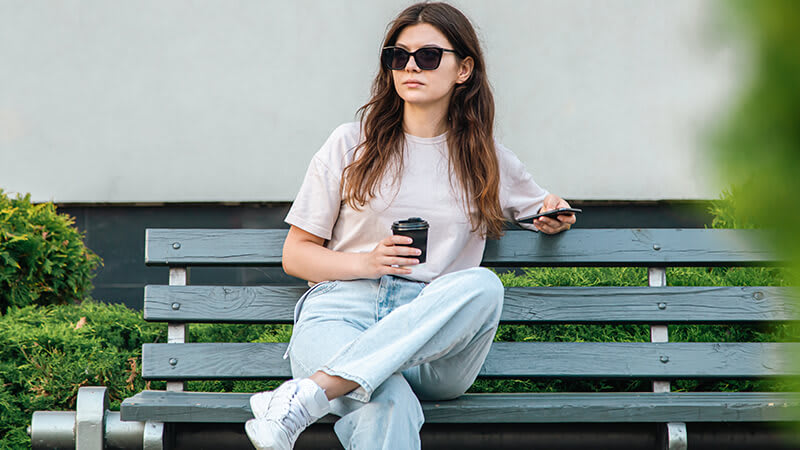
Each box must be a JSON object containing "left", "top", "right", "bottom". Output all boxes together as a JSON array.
[
  {"left": 145, "top": 229, "right": 286, "bottom": 266},
  {"left": 144, "top": 285, "right": 800, "bottom": 324},
  {"left": 145, "top": 228, "right": 780, "bottom": 266},
  {"left": 144, "top": 285, "right": 307, "bottom": 323},
  {"left": 142, "top": 342, "right": 800, "bottom": 380},
  {"left": 483, "top": 229, "right": 778, "bottom": 267},
  {"left": 137, "top": 226, "right": 796, "bottom": 429},
  {"left": 120, "top": 390, "right": 800, "bottom": 423}
]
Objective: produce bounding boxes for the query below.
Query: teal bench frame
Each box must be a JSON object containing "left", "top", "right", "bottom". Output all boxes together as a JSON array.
[{"left": 30, "top": 228, "right": 800, "bottom": 449}]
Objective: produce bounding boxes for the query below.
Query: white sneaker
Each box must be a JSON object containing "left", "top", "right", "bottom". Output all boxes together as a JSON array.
[
  {"left": 249, "top": 390, "right": 274, "bottom": 419},
  {"left": 245, "top": 379, "right": 330, "bottom": 450}
]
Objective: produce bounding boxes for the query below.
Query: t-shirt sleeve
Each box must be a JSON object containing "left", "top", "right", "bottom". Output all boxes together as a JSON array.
[
  {"left": 497, "top": 143, "right": 549, "bottom": 232},
  {"left": 284, "top": 155, "right": 341, "bottom": 240},
  {"left": 285, "top": 124, "right": 360, "bottom": 240}
]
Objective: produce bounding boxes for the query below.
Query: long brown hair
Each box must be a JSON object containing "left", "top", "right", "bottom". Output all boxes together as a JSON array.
[{"left": 342, "top": 1, "right": 505, "bottom": 239}]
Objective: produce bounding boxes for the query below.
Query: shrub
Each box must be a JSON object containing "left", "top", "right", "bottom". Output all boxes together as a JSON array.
[
  {"left": 707, "top": 185, "right": 757, "bottom": 230},
  {"left": 0, "top": 189, "right": 101, "bottom": 313},
  {"left": 0, "top": 300, "right": 164, "bottom": 448}
]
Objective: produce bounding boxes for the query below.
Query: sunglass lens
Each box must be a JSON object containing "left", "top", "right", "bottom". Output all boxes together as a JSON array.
[
  {"left": 382, "top": 47, "right": 445, "bottom": 70},
  {"left": 382, "top": 48, "right": 409, "bottom": 70},
  {"left": 415, "top": 48, "right": 442, "bottom": 70}
]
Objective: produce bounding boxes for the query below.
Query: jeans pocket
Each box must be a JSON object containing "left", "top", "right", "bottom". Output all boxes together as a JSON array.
[
  {"left": 304, "top": 280, "right": 339, "bottom": 301},
  {"left": 284, "top": 280, "right": 340, "bottom": 360}
]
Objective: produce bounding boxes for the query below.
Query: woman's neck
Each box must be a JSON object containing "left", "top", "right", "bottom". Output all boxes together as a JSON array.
[{"left": 402, "top": 102, "right": 449, "bottom": 138}]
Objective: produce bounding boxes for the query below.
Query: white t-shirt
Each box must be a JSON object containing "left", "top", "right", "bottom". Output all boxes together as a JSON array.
[{"left": 285, "top": 122, "right": 549, "bottom": 284}]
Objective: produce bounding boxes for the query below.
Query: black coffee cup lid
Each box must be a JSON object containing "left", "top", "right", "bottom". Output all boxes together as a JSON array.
[{"left": 392, "top": 217, "right": 429, "bottom": 231}]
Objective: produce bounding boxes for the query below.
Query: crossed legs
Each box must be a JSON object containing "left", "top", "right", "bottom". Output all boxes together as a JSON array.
[{"left": 287, "top": 267, "right": 504, "bottom": 448}]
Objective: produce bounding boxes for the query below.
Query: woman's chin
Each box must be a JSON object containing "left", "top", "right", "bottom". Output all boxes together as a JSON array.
[{"left": 400, "top": 95, "right": 446, "bottom": 108}]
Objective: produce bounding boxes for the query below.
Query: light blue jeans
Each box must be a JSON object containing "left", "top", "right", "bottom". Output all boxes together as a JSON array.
[{"left": 284, "top": 266, "right": 504, "bottom": 450}]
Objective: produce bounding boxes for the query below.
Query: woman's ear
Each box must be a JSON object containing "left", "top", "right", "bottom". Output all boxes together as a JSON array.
[{"left": 456, "top": 56, "right": 474, "bottom": 84}]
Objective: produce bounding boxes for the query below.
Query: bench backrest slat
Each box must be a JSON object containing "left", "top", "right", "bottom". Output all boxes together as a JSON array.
[
  {"left": 145, "top": 229, "right": 780, "bottom": 267},
  {"left": 483, "top": 229, "right": 777, "bottom": 267},
  {"left": 144, "top": 285, "right": 800, "bottom": 324},
  {"left": 146, "top": 229, "right": 286, "bottom": 266},
  {"left": 142, "top": 342, "right": 800, "bottom": 380}
]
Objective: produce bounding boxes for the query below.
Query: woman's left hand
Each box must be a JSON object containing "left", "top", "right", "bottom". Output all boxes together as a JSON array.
[{"left": 534, "top": 194, "right": 577, "bottom": 234}]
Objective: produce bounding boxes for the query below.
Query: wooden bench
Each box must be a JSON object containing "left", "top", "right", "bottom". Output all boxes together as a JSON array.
[{"left": 31, "top": 228, "right": 800, "bottom": 449}]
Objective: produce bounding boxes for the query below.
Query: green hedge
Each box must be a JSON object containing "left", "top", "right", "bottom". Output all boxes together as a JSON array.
[
  {"left": 0, "top": 301, "right": 291, "bottom": 448},
  {"left": 0, "top": 301, "right": 162, "bottom": 448},
  {"left": 0, "top": 190, "right": 101, "bottom": 313}
]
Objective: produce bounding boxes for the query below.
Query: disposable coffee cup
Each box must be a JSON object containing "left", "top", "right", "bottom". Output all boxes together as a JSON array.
[{"left": 391, "top": 217, "right": 429, "bottom": 264}]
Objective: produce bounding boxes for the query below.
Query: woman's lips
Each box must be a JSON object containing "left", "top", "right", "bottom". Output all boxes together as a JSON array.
[{"left": 404, "top": 81, "right": 423, "bottom": 88}]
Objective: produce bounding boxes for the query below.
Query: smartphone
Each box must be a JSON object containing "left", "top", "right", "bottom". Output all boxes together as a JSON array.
[{"left": 517, "top": 207, "right": 582, "bottom": 223}]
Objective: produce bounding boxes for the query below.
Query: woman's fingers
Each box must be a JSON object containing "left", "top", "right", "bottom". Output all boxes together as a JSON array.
[
  {"left": 557, "top": 213, "right": 577, "bottom": 224},
  {"left": 373, "top": 236, "right": 421, "bottom": 271},
  {"left": 391, "top": 246, "right": 421, "bottom": 256},
  {"left": 535, "top": 216, "right": 572, "bottom": 234},
  {"left": 384, "top": 235, "right": 413, "bottom": 246},
  {"left": 389, "top": 266, "right": 414, "bottom": 275},
  {"left": 535, "top": 216, "right": 561, "bottom": 228},
  {"left": 382, "top": 256, "right": 420, "bottom": 266},
  {"left": 381, "top": 236, "right": 420, "bottom": 256}
]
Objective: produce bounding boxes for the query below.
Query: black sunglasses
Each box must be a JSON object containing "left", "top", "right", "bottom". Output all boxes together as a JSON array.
[{"left": 381, "top": 46, "right": 460, "bottom": 70}]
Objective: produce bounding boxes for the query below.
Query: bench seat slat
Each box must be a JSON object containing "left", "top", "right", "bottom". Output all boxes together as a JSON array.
[
  {"left": 144, "top": 285, "right": 800, "bottom": 324},
  {"left": 120, "top": 390, "right": 800, "bottom": 423},
  {"left": 145, "top": 229, "right": 779, "bottom": 266},
  {"left": 142, "top": 342, "right": 799, "bottom": 380}
]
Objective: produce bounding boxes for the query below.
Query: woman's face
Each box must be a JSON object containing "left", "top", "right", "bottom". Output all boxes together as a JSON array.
[{"left": 391, "top": 23, "right": 473, "bottom": 108}]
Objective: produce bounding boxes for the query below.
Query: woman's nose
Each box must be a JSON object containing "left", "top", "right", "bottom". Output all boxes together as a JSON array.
[{"left": 405, "top": 55, "right": 421, "bottom": 72}]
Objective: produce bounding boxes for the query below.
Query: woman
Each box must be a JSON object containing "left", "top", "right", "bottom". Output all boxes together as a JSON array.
[{"left": 245, "top": 2, "right": 576, "bottom": 449}]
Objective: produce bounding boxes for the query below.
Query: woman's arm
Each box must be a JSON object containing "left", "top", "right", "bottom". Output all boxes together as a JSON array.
[{"left": 282, "top": 225, "right": 422, "bottom": 283}]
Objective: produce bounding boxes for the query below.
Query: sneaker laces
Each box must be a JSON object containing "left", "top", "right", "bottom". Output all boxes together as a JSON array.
[{"left": 266, "top": 383, "right": 314, "bottom": 436}]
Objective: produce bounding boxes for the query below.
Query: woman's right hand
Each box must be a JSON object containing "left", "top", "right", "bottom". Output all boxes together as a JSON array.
[{"left": 360, "top": 235, "right": 421, "bottom": 278}]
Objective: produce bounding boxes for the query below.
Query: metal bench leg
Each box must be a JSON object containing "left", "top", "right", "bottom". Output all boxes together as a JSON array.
[
  {"left": 105, "top": 411, "right": 147, "bottom": 448},
  {"left": 666, "top": 422, "right": 688, "bottom": 450},
  {"left": 76, "top": 386, "right": 108, "bottom": 449},
  {"left": 29, "top": 410, "right": 76, "bottom": 449},
  {"left": 31, "top": 386, "right": 157, "bottom": 449},
  {"left": 143, "top": 421, "right": 165, "bottom": 450}
]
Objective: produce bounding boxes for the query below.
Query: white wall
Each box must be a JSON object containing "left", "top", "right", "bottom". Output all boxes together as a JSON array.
[{"left": 0, "top": 0, "right": 741, "bottom": 203}]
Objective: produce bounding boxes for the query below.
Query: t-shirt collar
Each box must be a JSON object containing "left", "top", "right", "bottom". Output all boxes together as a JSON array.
[{"left": 403, "top": 130, "right": 448, "bottom": 145}]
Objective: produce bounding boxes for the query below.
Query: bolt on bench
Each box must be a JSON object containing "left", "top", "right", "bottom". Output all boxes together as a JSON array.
[{"left": 31, "top": 228, "right": 800, "bottom": 449}]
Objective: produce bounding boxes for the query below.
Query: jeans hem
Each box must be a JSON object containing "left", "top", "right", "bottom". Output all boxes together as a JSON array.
[{"left": 320, "top": 366, "right": 373, "bottom": 403}]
